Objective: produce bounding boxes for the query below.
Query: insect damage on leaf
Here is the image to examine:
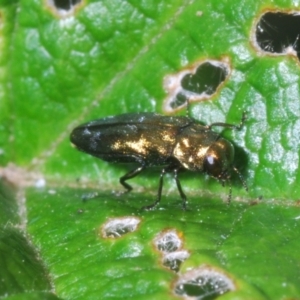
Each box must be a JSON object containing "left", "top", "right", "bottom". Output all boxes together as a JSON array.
[{"left": 163, "top": 59, "right": 230, "bottom": 112}]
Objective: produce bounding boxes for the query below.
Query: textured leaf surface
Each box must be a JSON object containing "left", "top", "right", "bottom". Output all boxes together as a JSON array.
[
  {"left": 0, "top": 0, "right": 300, "bottom": 299},
  {"left": 0, "top": 181, "right": 53, "bottom": 298}
]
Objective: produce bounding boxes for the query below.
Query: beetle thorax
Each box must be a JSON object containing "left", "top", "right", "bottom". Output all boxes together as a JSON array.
[{"left": 173, "top": 138, "right": 209, "bottom": 171}]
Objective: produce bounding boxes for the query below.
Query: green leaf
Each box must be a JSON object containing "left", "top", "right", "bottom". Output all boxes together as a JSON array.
[
  {"left": 1, "top": 0, "right": 300, "bottom": 299},
  {"left": 0, "top": 182, "right": 53, "bottom": 298},
  {"left": 3, "top": 293, "right": 61, "bottom": 300}
]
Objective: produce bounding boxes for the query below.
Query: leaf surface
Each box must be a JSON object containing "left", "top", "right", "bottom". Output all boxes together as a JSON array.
[{"left": 1, "top": 0, "right": 300, "bottom": 299}]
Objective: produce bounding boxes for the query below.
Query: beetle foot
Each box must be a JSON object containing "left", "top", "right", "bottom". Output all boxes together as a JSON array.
[{"left": 140, "top": 202, "right": 159, "bottom": 211}]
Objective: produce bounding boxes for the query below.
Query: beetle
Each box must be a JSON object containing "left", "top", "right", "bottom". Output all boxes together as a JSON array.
[{"left": 70, "top": 111, "right": 247, "bottom": 210}]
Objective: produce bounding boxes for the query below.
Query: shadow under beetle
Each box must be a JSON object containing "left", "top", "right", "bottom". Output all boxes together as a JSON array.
[{"left": 70, "top": 109, "right": 247, "bottom": 210}]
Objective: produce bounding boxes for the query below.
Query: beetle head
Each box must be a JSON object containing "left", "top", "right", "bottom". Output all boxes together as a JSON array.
[
  {"left": 203, "top": 138, "right": 234, "bottom": 182},
  {"left": 203, "top": 138, "right": 248, "bottom": 202}
]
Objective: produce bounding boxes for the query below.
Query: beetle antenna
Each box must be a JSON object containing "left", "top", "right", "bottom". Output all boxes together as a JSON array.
[
  {"left": 220, "top": 177, "right": 232, "bottom": 204},
  {"left": 209, "top": 111, "right": 247, "bottom": 130},
  {"left": 233, "top": 166, "right": 248, "bottom": 192},
  {"left": 234, "top": 111, "right": 247, "bottom": 130},
  {"left": 227, "top": 180, "right": 232, "bottom": 205}
]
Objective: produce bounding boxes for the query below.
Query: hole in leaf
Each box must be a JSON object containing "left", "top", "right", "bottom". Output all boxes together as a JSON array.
[
  {"left": 163, "top": 59, "right": 230, "bottom": 113},
  {"left": 47, "top": 0, "right": 83, "bottom": 17},
  {"left": 154, "top": 230, "right": 182, "bottom": 253},
  {"left": 255, "top": 12, "right": 300, "bottom": 59},
  {"left": 101, "top": 217, "right": 141, "bottom": 238},
  {"left": 54, "top": 0, "right": 81, "bottom": 10},
  {"left": 172, "top": 92, "right": 189, "bottom": 110},
  {"left": 181, "top": 62, "right": 227, "bottom": 95},
  {"left": 154, "top": 230, "right": 189, "bottom": 272},
  {"left": 162, "top": 250, "right": 190, "bottom": 272},
  {"left": 174, "top": 266, "right": 235, "bottom": 299}
]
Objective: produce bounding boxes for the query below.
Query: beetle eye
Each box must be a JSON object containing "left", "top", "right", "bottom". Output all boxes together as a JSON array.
[
  {"left": 203, "top": 138, "right": 234, "bottom": 180},
  {"left": 204, "top": 154, "right": 222, "bottom": 178}
]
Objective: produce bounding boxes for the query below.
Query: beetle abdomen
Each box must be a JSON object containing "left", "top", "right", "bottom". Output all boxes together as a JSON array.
[{"left": 70, "top": 113, "right": 191, "bottom": 166}]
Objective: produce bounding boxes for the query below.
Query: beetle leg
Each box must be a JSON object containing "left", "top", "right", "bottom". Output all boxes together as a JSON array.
[
  {"left": 208, "top": 111, "right": 247, "bottom": 130},
  {"left": 226, "top": 180, "right": 232, "bottom": 205},
  {"left": 142, "top": 168, "right": 166, "bottom": 211},
  {"left": 233, "top": 166, "right": 248, "bottom": 192},
  {"left": 173, "top": 169, "right": 187, "bottom": 210},
  {"left": 120, "top": 165, "right": 145, "bottom": 192}
]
